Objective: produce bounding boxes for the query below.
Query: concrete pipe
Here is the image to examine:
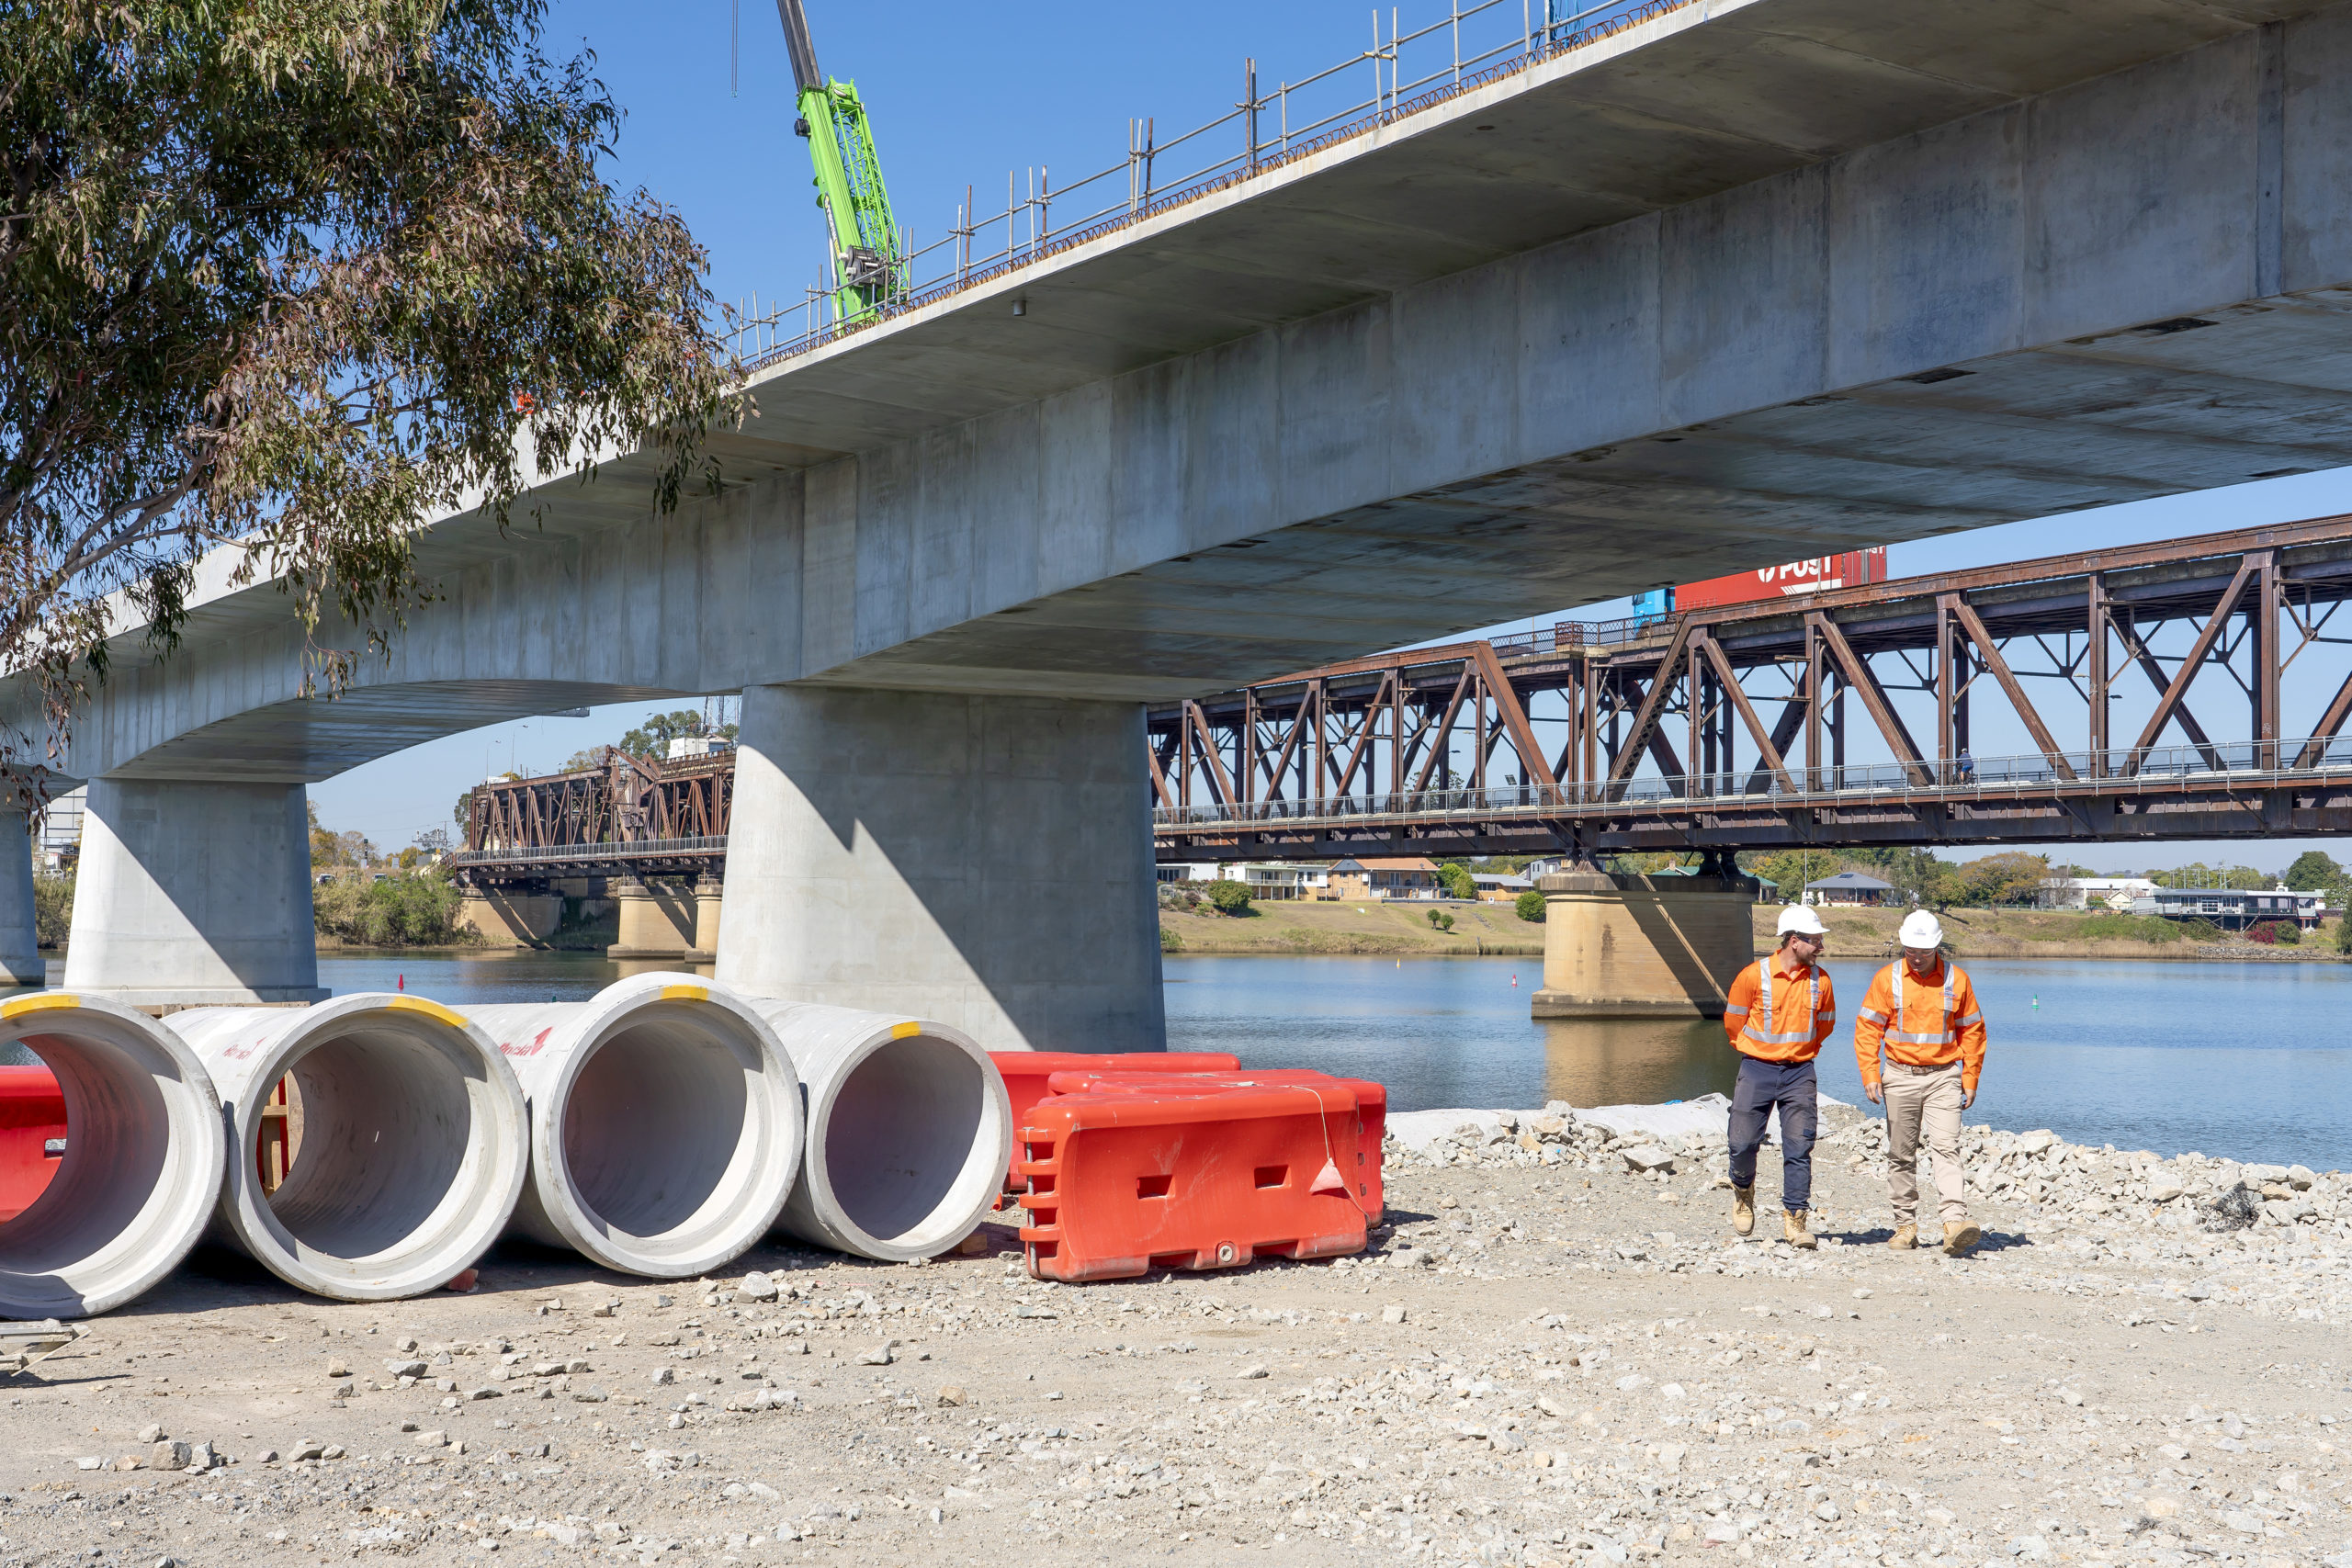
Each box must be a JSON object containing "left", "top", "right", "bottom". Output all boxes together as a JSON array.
[
  {"left": 741, "top": 1000, "right": 1011, "bottom": 1262},
  {"left": 165, "top": 996, "right": 527, "bottom": 1302},
  {"left": 0, "top": 993, "right": 226, "bottom": 1319},
  {"left": 469, "top": 974, "right": 802, "bottom": 1279}
]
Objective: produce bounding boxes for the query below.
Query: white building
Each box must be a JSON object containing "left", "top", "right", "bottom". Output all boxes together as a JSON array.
[
  {"left": 2133, "top": 883, "right": 2325, "bottom": 930},
  {"left": 2040, "top": 875, "right": 2158, "bottom": 910},
  {"left": 1156, "top": 862, "right": 1329, "bottom": 900}
]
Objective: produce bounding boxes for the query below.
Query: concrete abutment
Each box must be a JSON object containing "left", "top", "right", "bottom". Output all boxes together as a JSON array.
[
  {"left": 1532, "top": 870, "right": 1758, "bottom": 1021},
  {"left": 62, "top": 779, "right": 328, "bottom": 1006},
  {"left": 714, "top": 685, "right": 1165, "bottom": 1054}
]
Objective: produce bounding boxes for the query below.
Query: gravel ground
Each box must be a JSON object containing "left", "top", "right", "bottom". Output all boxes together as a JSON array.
[{"left": 5, "top": 1103, "right": 2350, "bottom": 1568}]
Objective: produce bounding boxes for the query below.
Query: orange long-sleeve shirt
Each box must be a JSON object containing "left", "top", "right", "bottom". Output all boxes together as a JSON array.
[
  {"left": 1723, "top": 951, "right": 1837, "bottom": 1063},
  {"left": 1853, "top": 958, "right": 1986, "bottom": 1093}
]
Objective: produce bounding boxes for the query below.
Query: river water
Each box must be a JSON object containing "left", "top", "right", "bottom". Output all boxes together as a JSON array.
[{"left": 7, "top": 951, "right": 2347, "bottom": 1171}]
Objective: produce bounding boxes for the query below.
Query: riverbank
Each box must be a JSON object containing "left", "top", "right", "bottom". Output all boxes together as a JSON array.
[
  {"left": 1159, "top": 899, "right": 2346, "bottom": 962},
  {"left": 1160, "top": 898, "right": 1544, "bottom": 956},
  {"left": 9, "top": 1102, "right": 2346, "bottom": 1568},
  {"left": 1792, "top": 904, "right": 2346, "bottom": 963}
]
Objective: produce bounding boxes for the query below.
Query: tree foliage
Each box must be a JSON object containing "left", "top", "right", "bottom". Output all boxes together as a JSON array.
[
  {"left": 0, "top": 0, "right": 737, "bottom": 785},
  {"left": 313, "top": 863, "right": 475, "bottom": 946},
  {"left": 1950, "top": 851, "right": 2051, "bottom": 908},
  {"left": 2284, "top": 851, "right": 2342, "bottom": 893},
  {"left": 32, "top": 869, "right": 70, "bottom": 947},
  {"left": 2149, "top": 863, "right": 2271, "bottom": 890},
  {"left": 307, "top": 799, "right": 377, "bottom": 867},
  {"left": 617, "top": 707, "right": 738, "bottom": 761},
  {"left": 1513, "top": 888, "right": 1545, "bottom": 923},
  {"left": 1436, "top": 861, "right": 1476, "bottom": 900}
]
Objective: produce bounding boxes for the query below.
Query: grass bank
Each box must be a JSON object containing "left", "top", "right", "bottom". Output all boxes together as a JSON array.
[
  {"left": 1160, "top": 897, "right": 1544, "bottom": 956},
  {"left": 1763, "top": 902, "right": 2346, "bottom": 962},
  {"left": 1162, "top": 897, "right": 2348, "bottom": 961}
]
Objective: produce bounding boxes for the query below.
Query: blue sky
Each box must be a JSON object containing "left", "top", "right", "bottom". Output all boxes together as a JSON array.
[{"left": 308, "top": 1, "right": 2352, "bottom": 874}]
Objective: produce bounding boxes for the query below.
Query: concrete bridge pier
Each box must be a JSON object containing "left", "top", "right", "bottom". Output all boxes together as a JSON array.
[
  {"left": 62, "top": 779, "right": 329, "bottom": 1007},
  {"left": 714, "top": 685, "right": 1165, "bottom": 1054},
  {"left": 1532, "top": 865, "right": 1758, "bottom": 1021},
  {"left": 0, "top": 808, "right": 41, "bottom": 984}
]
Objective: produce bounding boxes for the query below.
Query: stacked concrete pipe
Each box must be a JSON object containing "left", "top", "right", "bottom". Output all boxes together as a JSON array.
[
  {"left": 741, "top": 1000, "right": 1012, "bottom": 1262},
  {"left": 469, "top": 973, "right": 802, "bottom": 1279},
  {"left": 166, "top": 995, "right": 527, "bottom": 1301},
  {"left": 0, "top": 993, "right": 225, "bottom": 1319}
]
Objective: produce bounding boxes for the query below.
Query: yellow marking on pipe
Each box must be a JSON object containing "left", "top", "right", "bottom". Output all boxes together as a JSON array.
[
  {"left": 386, "top": 996, "right": 468, "bottom": 1028},
  {"left": 660, "top": 985, "right": 710, "bottom": 1003},
  {"left": 891, "top": 1021, "right": 922, "bottom": 1039},
  {"left": 0, "top": 993, "right": 79, "bottom": 1019}
]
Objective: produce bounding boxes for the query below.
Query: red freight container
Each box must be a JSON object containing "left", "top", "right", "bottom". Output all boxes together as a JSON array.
[{"left": 1676, "top": 547, "right": 1888, "bottom": 611}]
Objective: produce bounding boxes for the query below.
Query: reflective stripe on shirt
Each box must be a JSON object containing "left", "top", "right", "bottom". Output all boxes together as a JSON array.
[
  {"left": 1886, "top": 963, "right": 1958, "bottom": 1046},
  {"left": 1741, "top": 960, "right": 1823, "bottom": 1046}
]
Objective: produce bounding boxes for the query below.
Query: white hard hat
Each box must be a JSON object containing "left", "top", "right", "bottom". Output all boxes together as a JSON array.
[
  {"left": 1899, "top": 909, "right": 1945, "bottom": 949},
  {"left": 1776, "top": 904, "right": 1826, "bottom": 937}
]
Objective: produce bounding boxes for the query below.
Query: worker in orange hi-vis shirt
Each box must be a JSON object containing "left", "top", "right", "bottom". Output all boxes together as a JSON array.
[
  {"left": 1854, "top": 909, "right": 1988, "bottom": 1259},
  {"left": 1721, "top": 905, "right": 1838, "bottom": 1250}
]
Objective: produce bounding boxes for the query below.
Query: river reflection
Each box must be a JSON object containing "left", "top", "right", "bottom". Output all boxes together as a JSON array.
[{"left": 1532, "top": 1015, "right": 1736, "bottom": 1109}]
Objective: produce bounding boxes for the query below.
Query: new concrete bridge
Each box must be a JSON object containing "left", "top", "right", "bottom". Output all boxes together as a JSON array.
[{"left": 13, "top": 0, "right": 2352, "bottom": 1046}]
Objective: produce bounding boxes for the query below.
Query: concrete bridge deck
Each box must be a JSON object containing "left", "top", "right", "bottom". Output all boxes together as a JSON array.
[{"left": 13, "top": 0, "right": 2352, "bottom": 1043}]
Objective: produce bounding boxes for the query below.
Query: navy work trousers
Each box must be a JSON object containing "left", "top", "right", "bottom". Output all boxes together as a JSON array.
[{"left": 1727, "top": 1055, "right": 1818, "bottom": 1214}]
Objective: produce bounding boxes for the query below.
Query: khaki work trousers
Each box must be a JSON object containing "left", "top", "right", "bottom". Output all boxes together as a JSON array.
[{"left": 1883, "top": 1061, "right": 1970, "bottom": 1226}]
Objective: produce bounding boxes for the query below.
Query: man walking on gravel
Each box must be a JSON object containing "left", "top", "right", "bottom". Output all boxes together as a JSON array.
[
  {"left": 1722, "top": 905, "right": 1838, "bottom": 1249},
  {"left": 1854, "top": 909, "right": 1986, "bottom": 1257}
]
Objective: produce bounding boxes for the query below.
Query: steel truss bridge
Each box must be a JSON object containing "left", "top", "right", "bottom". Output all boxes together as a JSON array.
[
  {"left": 447, "top": 516, "right": 2352, "bottom": 883},
  {"left": 451, "top": 749, "right": 731, "bottom": 885},
  {"left": 1149, "top": 515, "right": 2352, "bottom": 862}
]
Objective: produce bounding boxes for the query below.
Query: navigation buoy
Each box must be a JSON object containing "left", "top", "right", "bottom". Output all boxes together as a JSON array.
[
  {"left": 1511, "top": 974, "right": 1519, "bottom": 987},
  {"left": 2032, "top": 995, "right": 2040, "bottom": 1008},
  {"left": 397, "top": 974, "right": 405, "bottom": 991}
]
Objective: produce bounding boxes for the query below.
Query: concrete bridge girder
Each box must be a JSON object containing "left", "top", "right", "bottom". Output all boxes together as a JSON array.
[
  {"left": 29, "top": 1, "right": 2352, "bottom": 788},
  {"left": 22, "top": 0, "right": 2352, "bottom": 1032}
]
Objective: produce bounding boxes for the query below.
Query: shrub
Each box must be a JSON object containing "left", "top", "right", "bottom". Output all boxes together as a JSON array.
[
  {"left": 2246, "top": 920, "right": 2283, "bottom": 946},
  {"left": 1159, "top": 927, "right": 1182, "bottom": 953},
  {"left": 1204, "top": 878, "right": 1252, "bottom": 916},
  {"left": 314, "top": 868, "right": 477, "bottom": 947},
  {"left": 1515, "top": 889, "right": 1546, "bottom": 923},
  {"left": 1425, "top": 908, "right": 1455, "bottom": 931},
  {"left": 31, "top": 872, "right": 72, "bottom": 947},
  {"left": 2179, "top": 918, "right": 2225, "bottom": 943},
  {"left": 2336, "top": 916, "right": 2352, "bottom": 955},
  {"left": 2275, "top": 921, "right": 2302, "bottom": 945}
]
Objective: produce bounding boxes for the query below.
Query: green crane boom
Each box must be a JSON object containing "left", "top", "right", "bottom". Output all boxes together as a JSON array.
[{"left": 775, "top": 0, "right": 902, "bottom": 323}]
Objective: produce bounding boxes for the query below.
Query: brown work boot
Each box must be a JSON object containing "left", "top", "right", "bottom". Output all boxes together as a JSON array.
[
  {"left": 1783, "top": 1210, "right": 1817, "bottom": 1249},
  {"left": 1732, "top": 1186, "right": 1755, "bottom": 1237},
  {"left": 1889, "top": 1223, "right": 1917, "bottom": 1251},
  {"left": 1942, "top": 1220, "right": 1981, "bottom": 1258}
]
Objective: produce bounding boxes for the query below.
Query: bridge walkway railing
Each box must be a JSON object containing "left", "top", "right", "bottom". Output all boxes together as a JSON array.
[{"left": 1150, "top": 738, "right": 2352, "bottom": 830}]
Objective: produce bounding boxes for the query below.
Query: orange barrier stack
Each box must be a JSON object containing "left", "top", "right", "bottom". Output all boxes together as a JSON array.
[
  {"left": 987, "top": 1052, "right": 1239, "bottom": 1189},
  {"left": 1044, "top": 1068, "right": 1387, "bottom": 1217},
  {"left": 1016, "top": 1080, "right": 1369, "bottom": 1282},
  {"left": 0, "top": 1064, "right": 65, "bottom": 1224}
]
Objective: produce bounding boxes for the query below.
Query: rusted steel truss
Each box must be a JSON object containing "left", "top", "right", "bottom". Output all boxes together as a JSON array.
[
  {"left": 1153, "top": 513, "right": 2352, "bottom": 860},
  {"left": 459, "top": 749, "right": 733, "bottom": 883}
]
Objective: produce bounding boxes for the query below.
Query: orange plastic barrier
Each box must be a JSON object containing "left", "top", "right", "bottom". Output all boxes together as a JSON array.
[
  {"left": 987, "top": 1052, "right": 1239, "bottom": 1189},
  {"left": 1044, "top": 1068, "right": 1386, "bottom": 1217},
  {"left": 0, "top": 1065, "right": 65, "bottom": 1224},
  {"left": 1016, "top": 1081, "right": 1368, "bottom": 1282}
]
